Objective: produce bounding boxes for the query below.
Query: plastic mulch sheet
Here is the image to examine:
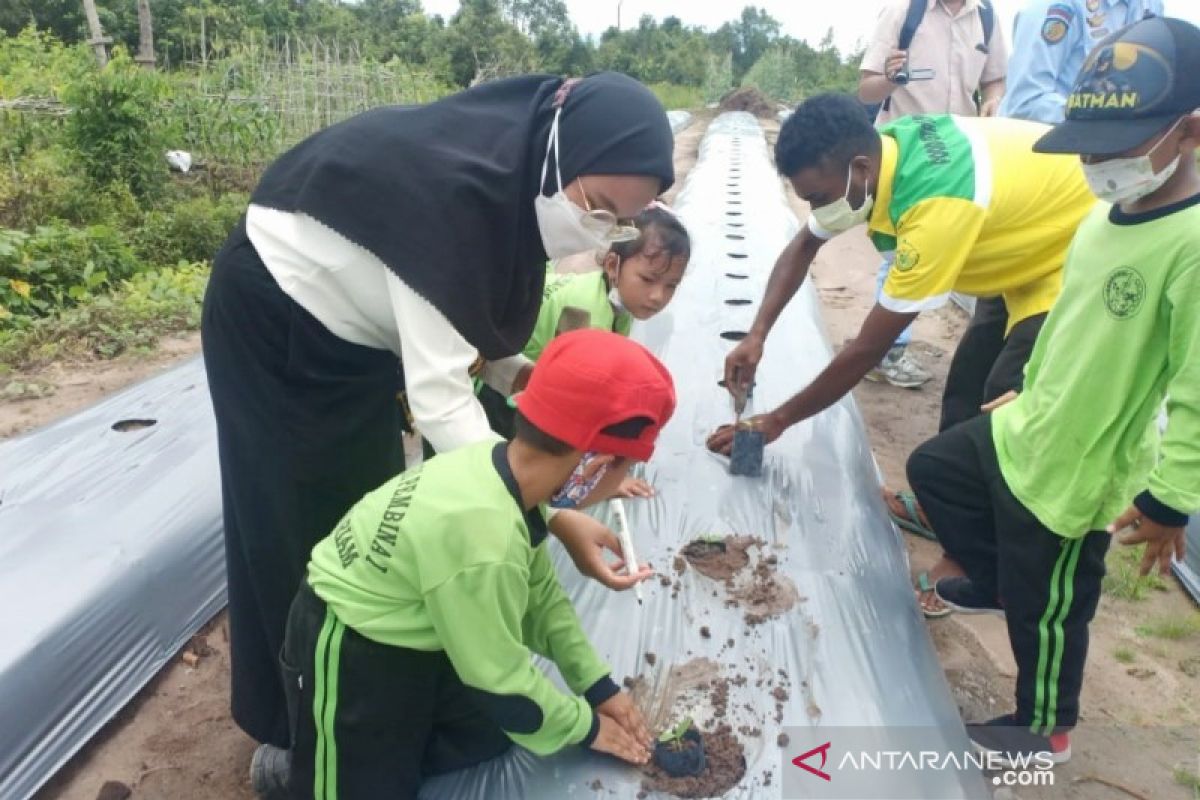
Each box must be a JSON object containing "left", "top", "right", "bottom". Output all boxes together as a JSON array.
[
  {"left": 0, "top": 358, "right": 225, "bottom": 800},
  {"left": 1175, "top": 519, "right": 1200, "bottom": 603},
  {"left": 422, "top": 113, "right": 988, "bottom": 798},
  {"left": 668, "top": 110, "right": 693, "bottom": 134}
]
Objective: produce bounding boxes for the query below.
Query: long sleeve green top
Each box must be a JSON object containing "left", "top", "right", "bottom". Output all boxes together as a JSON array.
[
  {"left": 993, "top": 196, "right": 1200, "bottom": 536},
  {"left": 307, "top": 440, "right": 617, "bottom": 754}
]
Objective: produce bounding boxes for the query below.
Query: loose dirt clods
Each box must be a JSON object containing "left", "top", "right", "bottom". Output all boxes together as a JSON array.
[
  {"left": 699, "top": 626, "right": 711, "bottom": 638},
  {"left": 645, "top": 652, "right": 658, "bottom": 667},
  {"left": 777, "top": 732, "right": 790, "bottom": 747}
]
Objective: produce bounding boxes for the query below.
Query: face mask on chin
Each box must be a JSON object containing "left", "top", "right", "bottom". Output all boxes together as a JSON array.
[
  {"left": 549, "top": 450, "right": 611, "bottom": 509},
  {"left": 1080, "top": 118, "right": 1186, "bottom": 205},
  {"left": 810, "top": 160, "right": 875, "bottom": 235},
  {"left": 534, "top": 109, "right": 639, "bottom": 259}
]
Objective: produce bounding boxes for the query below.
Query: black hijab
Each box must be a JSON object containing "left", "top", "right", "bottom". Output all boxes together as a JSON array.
[{"left": 251, "top": 71, "right": 674, "bottom": 360}]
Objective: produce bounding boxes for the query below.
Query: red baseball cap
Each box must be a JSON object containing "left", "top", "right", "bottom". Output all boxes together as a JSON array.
[{"left": 516, "top": 329, "right": 676, "bottom": 461}]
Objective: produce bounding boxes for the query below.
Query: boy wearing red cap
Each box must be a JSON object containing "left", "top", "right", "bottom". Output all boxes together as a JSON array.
[
  {"left": 275, "top": 329, "right": 675, "bottom": 799},
  {"left": 908, "top": 16, "right": 1200, "bottom": 766}
]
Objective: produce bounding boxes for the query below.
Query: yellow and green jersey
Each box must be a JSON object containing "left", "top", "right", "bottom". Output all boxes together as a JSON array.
[
  {"left": 307, "top": 440, "right": 614, "bottom": 755},
  {"left": 870, "top": 115, "right": 1096, "bottom": 331}
]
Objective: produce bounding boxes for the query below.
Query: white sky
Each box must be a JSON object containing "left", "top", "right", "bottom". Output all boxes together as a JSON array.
[{"left": 422, "top": 0, "right": 1200, "bottom": 55}]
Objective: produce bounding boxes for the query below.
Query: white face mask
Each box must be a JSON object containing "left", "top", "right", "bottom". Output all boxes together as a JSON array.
[
  {"left": 810, "top": 161, "right": 874, "bottom": 235},
  {"left": 607, "top": 257, "right": 627, "bottom": 314},
  {"left": 1080, "top": 118, "right": 1184, "bottom": 205},
  {"left": 534, "top": 109, "right": 639, "bottom": 259}
]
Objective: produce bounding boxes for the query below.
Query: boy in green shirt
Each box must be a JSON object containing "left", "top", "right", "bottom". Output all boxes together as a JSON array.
[
  {"left": 280, "top": 329, "right": 675, "bottom": 799},
  {"left": 908, "top": 17, "right": 1200, "bottom": 766}
]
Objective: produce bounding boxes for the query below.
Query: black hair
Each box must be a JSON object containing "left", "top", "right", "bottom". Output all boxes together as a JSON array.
[
  {"left": 608, "top": 205, "right": 691, "bottom": 271},
  {"left": 512, "top": 411, "right": 653, "bottom": 456},
  {"left": 774, "top": 93, "right": 881, "bottom": 177},
  {"left": 513, "top": 410, "right": 574, "bottom": 456}
]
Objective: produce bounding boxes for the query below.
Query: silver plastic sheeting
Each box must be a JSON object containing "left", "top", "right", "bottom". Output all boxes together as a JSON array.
[
  {"left": 668, "top": 110, "right": 694, "bottom": 134},
  {"left": 424, "top": 113, "right": 987, "bottom": 798},
  {"left": 0, "top": 358, "right": 224, "bottom": 800},
  {"left": 1175, "top": 519, "right": 1200, "bottom": 603}
]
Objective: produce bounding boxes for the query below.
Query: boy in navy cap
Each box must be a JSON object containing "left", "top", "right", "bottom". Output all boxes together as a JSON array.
[{"left": 908, "top": 16, "right": 1200, "bottom": 765}]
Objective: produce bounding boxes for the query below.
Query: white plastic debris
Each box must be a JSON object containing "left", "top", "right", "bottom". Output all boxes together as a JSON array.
[{"left": 165, "top": 150, "right": 193, "bottom": 173}]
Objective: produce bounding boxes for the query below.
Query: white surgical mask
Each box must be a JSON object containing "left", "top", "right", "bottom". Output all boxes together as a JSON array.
[
  {"left": 606, "top": 257, "right": 628, "bottom": 314},
  {"left": 1080, "top": 118, "right": 1184, "bottom": 205},
  {"left": 534, "top": 109, "right": 639, "bottom": 259},
  {"left": 810, "top": 161, "right": 874, "bottom": 235}
]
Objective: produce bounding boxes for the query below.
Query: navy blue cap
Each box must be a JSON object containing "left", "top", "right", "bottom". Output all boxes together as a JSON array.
[{"left": 1034, "top": 16, "right": 1200, "bottom": 156}]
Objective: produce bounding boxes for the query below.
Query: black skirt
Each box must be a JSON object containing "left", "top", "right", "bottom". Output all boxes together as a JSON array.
[{"left": 201, "top": 220, "right": 406, "bottom": 746}]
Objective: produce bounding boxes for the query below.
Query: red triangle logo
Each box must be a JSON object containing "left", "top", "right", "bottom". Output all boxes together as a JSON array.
[{"left": 792, "top": 741, "right": 832, "bottom": 782}]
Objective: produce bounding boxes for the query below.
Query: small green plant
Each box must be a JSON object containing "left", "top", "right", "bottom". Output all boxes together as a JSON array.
[
  {"left": 657, "top": 716, "right": 695, "bottom": 750},
  {"left": 1134, "top": 613, "right": 1200, "bottom": 642},
  {"left": 1175, "top": 764, "right": 1200, "bottom": 799},
  {"left": 647, "top": 82, "right": 704, "bottom": 110},
  {"left": 1103, "top": 544, "right": 1169, "bottom": 601},
  {"left": 1113, "top": 646, "right": 1136, "bottom": 664}
]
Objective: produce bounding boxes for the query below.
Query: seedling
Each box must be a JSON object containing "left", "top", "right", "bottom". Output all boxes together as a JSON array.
[{"left": 658, "top": 716, "right": 696, "bottom": 750}]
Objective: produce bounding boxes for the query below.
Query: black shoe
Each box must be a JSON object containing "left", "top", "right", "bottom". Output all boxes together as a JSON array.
[
  {"left": 933, "top": 576, "right": 1005, "bottom": 616},
  {"left": 250, "top": 744, "right": 291, "bottom": 799},
  {"left": 967, "top": 714, "right": 1071, "bottom": 769}
]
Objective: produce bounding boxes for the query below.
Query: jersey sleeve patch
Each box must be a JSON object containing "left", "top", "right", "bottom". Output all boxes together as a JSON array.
[{"left": 1042, "top": 3, "right": 1075, "bottom": 44}]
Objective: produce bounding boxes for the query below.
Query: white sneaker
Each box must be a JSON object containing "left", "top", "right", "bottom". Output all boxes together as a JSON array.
[{"left": 865, "top": 346, "right": 932, "bottom": 389}]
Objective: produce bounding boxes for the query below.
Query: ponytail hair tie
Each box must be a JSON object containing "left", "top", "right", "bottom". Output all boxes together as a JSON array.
[{"left": 553, "top": 78, "right": 582, "bottom": 109}]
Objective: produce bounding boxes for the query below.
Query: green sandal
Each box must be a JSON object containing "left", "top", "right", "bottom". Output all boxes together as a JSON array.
[
  {"left": 916, "top": 571, "right": 952, "bottom": 618},
  {"left": 888, "top": 491, "right": 938, "bottom": 541}
]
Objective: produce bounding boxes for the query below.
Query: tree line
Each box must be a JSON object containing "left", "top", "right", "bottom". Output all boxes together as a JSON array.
[{"left": 1, "top": 0, "right": 862, "bottom": 99}]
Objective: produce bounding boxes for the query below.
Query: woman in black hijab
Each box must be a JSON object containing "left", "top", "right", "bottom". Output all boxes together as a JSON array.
[{"left": 201, "top": 71, "right": 673, "bottom": 757}]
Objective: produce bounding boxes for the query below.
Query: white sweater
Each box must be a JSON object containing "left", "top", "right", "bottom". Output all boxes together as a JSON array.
[{"left": 245, "top": 204, "right": 530, "bottom": 453}]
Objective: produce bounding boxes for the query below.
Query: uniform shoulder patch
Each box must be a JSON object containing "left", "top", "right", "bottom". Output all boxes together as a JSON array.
[{"left": 1042, "top": 3, "right": 1075, "bottom": 44}]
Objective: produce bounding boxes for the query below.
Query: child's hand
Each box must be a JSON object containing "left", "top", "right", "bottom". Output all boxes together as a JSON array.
[
  {"left": 591, "top": 714, "right": 651, "bottom": 765},
  {"left": 616, "top": 477, "right": 654, "bottom": 498},
  {"left": 550, "top": 510, "right": 655, "bottom": 591},
  {"left": 597, "top": 691, "right": 652, "bottom": 749},
  {"left": 1109, "top": 505, "right": 1186, "bottom": 576}
]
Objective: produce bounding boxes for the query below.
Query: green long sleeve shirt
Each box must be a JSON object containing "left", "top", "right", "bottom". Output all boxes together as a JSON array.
[
  {"left": 307, "top": 440, "right": 617, "bottom": 754},
  {"left": 523, "top": 270, "right": 632, "bottom": 362},
  {"left": 993, "top": 195, "right": 1200, "bottom": 537}
]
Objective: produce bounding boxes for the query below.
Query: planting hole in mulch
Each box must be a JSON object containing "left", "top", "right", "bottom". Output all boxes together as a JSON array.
[
  {"left": 111, "top": 418, "right": 157, "bottom": 432},
  {"left": 727, "top": 252, "right": 748, "bottom": 258},
  {"left": 720, "top": 331, "right": 748, "bottom": 341},
  {"left": 682, "top": 536, "right": 752, "bottom": 582},
  {"left": 724, "top": 299, "right": 752, "bottom": 306},
  {"left": 726, "top": 234, "right": 744, "bottom": 240},
  {"left": 726, "top": 221, "right": 745, "bottom": 227},
  {"left": 724, "top": 273, "right": 749, "bottom": 279},
  {"left": 726, "top": 211, "right": 742, "bottom": 217}
]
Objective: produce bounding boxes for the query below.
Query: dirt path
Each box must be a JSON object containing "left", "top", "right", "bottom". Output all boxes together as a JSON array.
[{"left": 12, "top": 113, "right": 1198, "bottom": 800}]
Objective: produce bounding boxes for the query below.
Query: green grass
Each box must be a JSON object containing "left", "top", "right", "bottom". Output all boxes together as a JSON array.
[
  {"left": 1103, "top": 543, "right": 1170, "bottom": 601},
  {"left": 1113, "top": 646, "right": 1136, "bottom": 664},
  {"left": 1134, "top": 613, "right": 1200, "bottom": 641},
  {"left": 1175, "top": 765, "right": 1200, "bottom": 799},
  {"left": 647, "top": 82, "right": 704, "bottom": 110}
]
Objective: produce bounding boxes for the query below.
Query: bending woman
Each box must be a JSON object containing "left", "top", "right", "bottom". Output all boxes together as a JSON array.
[{"left": 201, "top": 72, "right": 674, "bottom": 751}]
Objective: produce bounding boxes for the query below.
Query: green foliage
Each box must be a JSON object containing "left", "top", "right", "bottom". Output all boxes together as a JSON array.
[
  {"left": 0, "top": 25, "right": 93, "bottom": 98},
  {"left": 1135, "top": 613, "right": 1200, "bottom": 641},
  {"left": 1103, "top": 544, "right": 1169, "bottom": 601},
  {"left": 1175, "top": 765, "right": 1200, "bottom": 799},
  {"left": 657, "top": 716, "right": 694, "bottom": 745},
  {"left": 134, "top": 193, "right": 246, "bottom": 267},
  {"left": 741, "top": 38, "right": 861, "bottom": 103},
  {"left": 0, "top": 223, "right": 139, "bottom": 322},
  {"left": 703, "top": 52, "right": 734, "bottom": 104},
  {"left": 0, "top": 262, "right": 208, "bottom": 368},
  {"left": 1112, "top": 646, "right": 1136, "bottom": 664},
  {"left": 63, "top": 49, "right": 171, "bottom": 199},
  {"left": 648, "top": 83, "right": 704, "bottom": 111}
]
